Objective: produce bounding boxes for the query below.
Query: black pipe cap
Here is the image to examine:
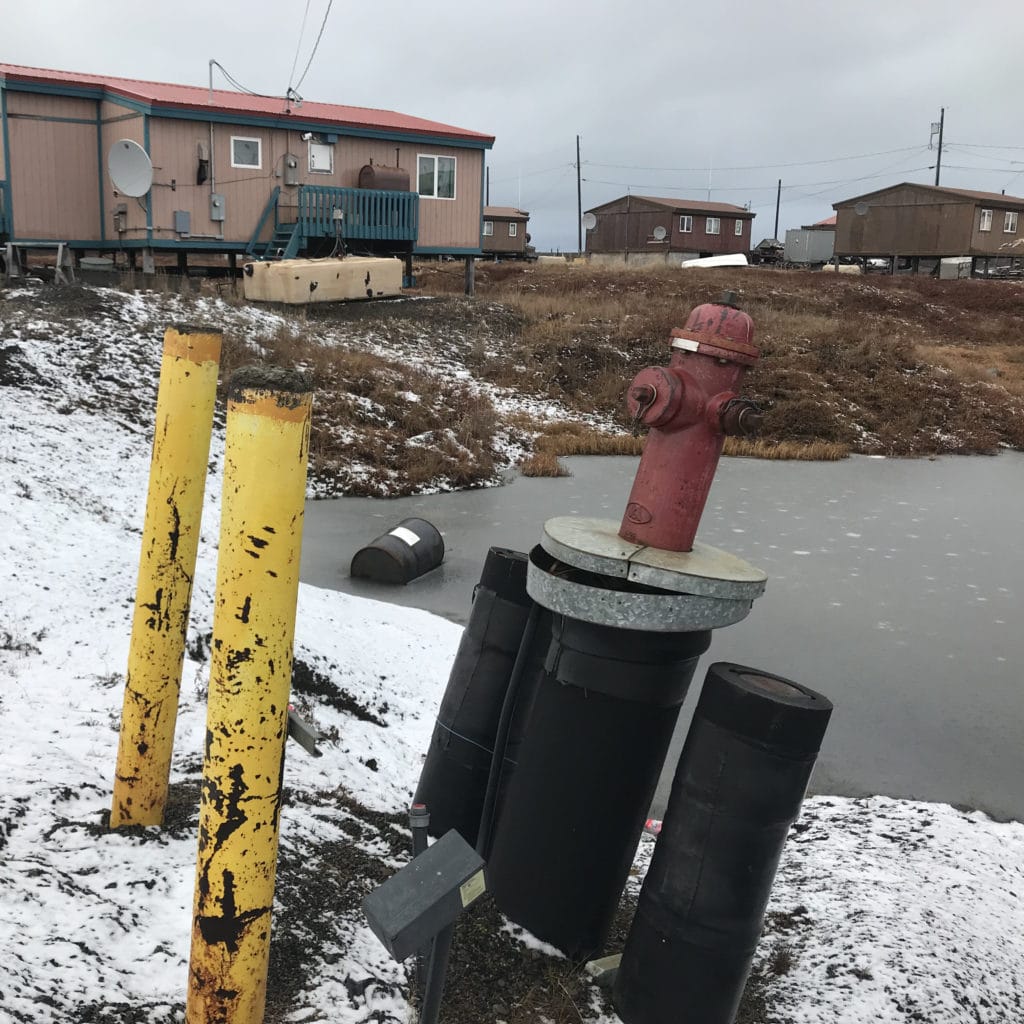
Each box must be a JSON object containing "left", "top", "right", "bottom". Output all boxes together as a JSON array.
[{"left": 697, "top": 662, "right": 833, "bottom": 757}]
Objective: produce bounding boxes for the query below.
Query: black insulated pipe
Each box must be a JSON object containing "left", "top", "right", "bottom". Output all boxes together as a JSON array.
[
  {"left": 613, "top": 662, "right": 833, "bottom": 1024},
  {"left": 414, "top": 548, "right": 534, "bottom": 843},
  {"left": 485, "top": 611, "right": 711, "bottom": 959}
]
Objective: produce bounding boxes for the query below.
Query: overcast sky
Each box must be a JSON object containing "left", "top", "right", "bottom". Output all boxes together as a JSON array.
[{"left": 5, "top": 1, "right": 1024, "bottom": 251}]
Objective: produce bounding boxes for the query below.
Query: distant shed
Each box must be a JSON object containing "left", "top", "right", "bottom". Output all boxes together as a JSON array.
[
  {"left": 784, "top": 215, "right": 836, "bottom": 264},
  {"left": 482, "top": 206, "right": 530, "bottom": 256}
]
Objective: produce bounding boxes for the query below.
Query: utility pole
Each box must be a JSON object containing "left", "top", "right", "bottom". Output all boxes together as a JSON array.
[
  {"left": 932, "top": 108, "right": 945, "bottom": 186},
  {"left": 576, "top": 134, "right": 583, "bottom": 254},
  {"left": 774, "top": 179, "right": 782, "bottom": 240}
]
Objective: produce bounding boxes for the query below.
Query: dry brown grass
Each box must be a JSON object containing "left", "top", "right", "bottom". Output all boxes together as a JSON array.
[
  {"left": 723, "top": 438, "right": 850, "bottom": 461},
  {"left": 535, "top": 422, "right": 645, "bottom": 457},
  {"left": 415, "top": 261, "right": 1024, "bottom": 457},
  {"left": 518, "top": 451, "right": 572, "bottom": 477}
]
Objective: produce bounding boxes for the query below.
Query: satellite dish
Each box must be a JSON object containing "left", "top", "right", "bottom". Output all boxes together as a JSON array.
[
  {"left": 854, "top": 201, "right": 870, "bottom": 216},
  {"left": 109, "top": 139, "right": 153, "bottom": 197},
  {"left": 582, "top": 212, "right": 597, "bottom": 230},
  {"left": 653, "top": 225, "right": 667, "bottom": 241}
]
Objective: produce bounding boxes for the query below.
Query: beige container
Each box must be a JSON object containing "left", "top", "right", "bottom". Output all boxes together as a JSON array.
[{"left": 242, "top": 256, "right": 403, "bottom": 304}]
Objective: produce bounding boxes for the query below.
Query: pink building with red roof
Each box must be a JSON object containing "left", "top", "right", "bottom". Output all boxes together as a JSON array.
[{"left": 0, "top": 63, "right": 495, "bottom": 271}]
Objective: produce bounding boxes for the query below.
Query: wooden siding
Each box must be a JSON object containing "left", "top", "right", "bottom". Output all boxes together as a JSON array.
[
  {"left": 101, "top": 101, "right": 145, "bottom": 240},
  {"left": 834, "top": 184, "right": 1024, "bottom": 257},
  {"left": 1, "top": 88, "right": 483, "bottom": 250},
  {"left": 483, "top": 216, "right": 528, "bottom": 254},
  {"left": 587, "top": 197, "right": 751, "bottom": 256},
  {"left": 6, "top": 91, "right": 100, "bottom": 239}
]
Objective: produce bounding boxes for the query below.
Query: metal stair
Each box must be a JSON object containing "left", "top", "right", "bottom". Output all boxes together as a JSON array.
[{"left": 259, "top": 222, "right": 301, "bottom": 261}]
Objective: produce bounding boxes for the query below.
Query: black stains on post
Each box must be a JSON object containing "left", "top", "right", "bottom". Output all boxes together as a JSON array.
[
  {"left": 142, "top": 588, "right": 169, "bottom": 632},
  {"left": 167, "top": 500, "right": 182, "bottom": 562},
  {"left": 235, "top": 597, "right": 252, "bottom": 624},
  {"left": 196, "top": 866, "right": 271, "bottom": 953},
  {"left": 262, "top": 526, "right": 276, "bottom": 534},
  {"left": 247, "top": 535, "right": 269, "bottom": 549},
  {"left": 137, "top": 741, "right": 148, "bottom": 755},
  {"left": 226, "top": 648, "right": 253, "bottom": 671}
]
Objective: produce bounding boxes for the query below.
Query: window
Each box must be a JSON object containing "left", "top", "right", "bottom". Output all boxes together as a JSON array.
[
  {"left": 980, "top": 209, "right": 993, "bottom": 232},
  {"left": 309, "top": 141, "right": 333, "bottom": 174},
  {"left": 483, "top": 220, "right": 494, "bottom": 236},
  {"left": 706, "top": 217, "right": 721, "bottom": 235},
  {"left": 679, "top": 215, "right": 693, "bottom": 233},
  {"left": 231, "top": 136, "right": 261, "bottom": 169},
  {"left": 509, "top": 222, "right": 517, "bottom": 237},
  {"left": 1005, "top": 211, "right": 1019, "bottom": 233},
  {"left": 418, "top": 154, "right": 456, "bottom": 199},
  {"left": 735, "top": 219, "right": 744, "bottom": 236}
]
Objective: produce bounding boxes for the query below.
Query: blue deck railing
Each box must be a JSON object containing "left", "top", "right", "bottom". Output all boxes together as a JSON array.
[
  {"left": 0, "top": 181, "right": 7, "bottom": 237},
  {"left": 298, "top": 185, "right": 418, "bottom": 243}
]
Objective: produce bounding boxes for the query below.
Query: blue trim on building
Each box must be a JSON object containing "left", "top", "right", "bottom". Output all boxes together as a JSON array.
[
  {"left": 3, "top": 80, "right": 493, "bottom": 150},
  {"left": 143, "top": 114, "right": 152, "bottom": 244},
  {"left": 413, "top": 246, "right": 484, "bottom": 256},
  {"left": 1, "top": 85, "right": 13, "bottom": 237},
  {"left": 479, "top": 158, "right": 486, "bottom": 251},
  {"left": 96, "top": 101, "right": 106, "bottom": 243},
  {"left": 6, "top": 112, "right": 97, "bottom": 126}
]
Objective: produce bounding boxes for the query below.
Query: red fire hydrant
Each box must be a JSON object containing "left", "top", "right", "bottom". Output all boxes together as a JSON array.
[{"left": 619, "top": 290, "right": 760, "bottom": 552}]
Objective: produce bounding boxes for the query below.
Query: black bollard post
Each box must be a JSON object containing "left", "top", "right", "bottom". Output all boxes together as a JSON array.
[
  {"left": 414, "top": 548, "right": 534, "bottom": 843},
  {"left": 485, "top": 604, "right": 711, "bottom": 959},
  {"left": 613, "top": 662, "right": 833, "bottom": 1024}
]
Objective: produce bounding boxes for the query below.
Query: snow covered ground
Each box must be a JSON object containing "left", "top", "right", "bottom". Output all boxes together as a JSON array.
[{"left": 1, "top": 283, "right": 1022, "bottom": 1023}]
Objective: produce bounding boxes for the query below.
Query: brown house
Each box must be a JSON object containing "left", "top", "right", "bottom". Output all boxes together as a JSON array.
[
  {"left": 0, "top": 63, "right": 494, "bottom": 274},
  {"left": 482, "top": 206, "right": 530, "bottom": 256},
  {"left": 585, "top": 196, "right": 754, "bottom": 262},
  {"left": 834, "top": 183, "right": 1024, "bottom": 271}
]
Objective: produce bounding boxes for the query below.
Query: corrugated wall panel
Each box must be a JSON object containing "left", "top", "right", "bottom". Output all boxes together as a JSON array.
[
  {"left": 7, "top": 117, "right": 100, "bottom": 240},
  {"left": 101, "top": 104, "right": 145, "bottom": 239}
]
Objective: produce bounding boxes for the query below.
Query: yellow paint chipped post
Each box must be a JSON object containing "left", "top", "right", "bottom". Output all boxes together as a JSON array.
[
  {"left": 111, "top": 326, "right": 222, "bottom": 828},
  {"left": 186, "top": 367, "right": 313, "bottom": 1024}
]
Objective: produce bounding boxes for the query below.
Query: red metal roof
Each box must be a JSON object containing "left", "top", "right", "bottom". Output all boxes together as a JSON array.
[
  {"left": 0, "top": 63, "right": 494, "bottom": 145},
  {"left": 484, "top": 206, "right": 529, "bottom": 219},
  {"left": 588, "top": 195, "right": 753, "bottom": 216},
  {"left": 835, "top": 182, "right": 1024, "bottom": 210},
  {"left": 812, "top": 214, "right": 837, "bottom": 226}
]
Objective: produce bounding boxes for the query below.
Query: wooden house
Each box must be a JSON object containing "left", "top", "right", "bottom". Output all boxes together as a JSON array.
[
  {"left": 482, "top": 206, "right": 530, "bottom": 257},
  {"left": 834, "top": 183, "right": 1024, "bottom": 274},
  {"left": 585, "top": 196, "right": 754, "bottom": 262},
  {"left": 0, "top": 63, "right": 494, "bottom": 274}
]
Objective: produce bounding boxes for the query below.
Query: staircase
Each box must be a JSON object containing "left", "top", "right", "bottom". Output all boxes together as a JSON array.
[{"left": 257, "top": 222, "right": 300, "bottom": 261}]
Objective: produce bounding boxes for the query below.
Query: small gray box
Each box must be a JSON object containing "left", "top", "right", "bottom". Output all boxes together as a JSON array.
[
  {"left": 173, "top": 210, "right": 191, "bottom": 235},
  {"left": 210, "top": 193, "right": 226, "bottom": 222},
  {"left": 362, "top": 830, "right": 486, "bottom": 962}
]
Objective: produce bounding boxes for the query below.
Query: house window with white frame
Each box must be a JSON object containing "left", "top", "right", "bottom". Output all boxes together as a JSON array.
[
  {"left": 679, "top": 215, "right": 693, "bottom": 233},
  {"left": 734, "top": 219, "right": 744, "bottom": 236},
  {"left": 309, "top": 141, "right": 334, "bottom": 174},
  {"left": 483, "top": 221, "right": 494, "bottom": 236},
  {"left": 231, "top": 136, "right": 261, "bottom": 169},
  {"left": 418, "top": 154, "right": 456, "bottom": 199},
  {"left": 1005, "top": 211, "right": 1019, "bottom": 233},
  {"left": 980, "top": 208, "right": 993, "bottom": 232},
  {"left": 706, "top": 216, "right": 721, "bottom": 235},
  {"left": 509, "top": 222, "right": 517, "bottom": 237}
]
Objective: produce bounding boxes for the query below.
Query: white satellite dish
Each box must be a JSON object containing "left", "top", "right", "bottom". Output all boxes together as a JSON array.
[
  {"left": 109, "top": 139, "right": 153, "bottom": 197},
  {"left": 581, "top": 212, "right": 597, "bottom": 230},
  {"left": 653, "top": 225, "right": 667, "bottom": 241}
]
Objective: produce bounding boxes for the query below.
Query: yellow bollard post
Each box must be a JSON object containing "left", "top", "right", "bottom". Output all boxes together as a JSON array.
[
  {"left": 186, "top": 367, "right": 313, "bottom": 1024},
  {"left": 111, "top": 325, "right": 222, "bottom": 828}
]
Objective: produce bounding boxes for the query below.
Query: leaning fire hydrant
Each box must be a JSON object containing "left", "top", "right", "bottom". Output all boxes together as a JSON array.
[{"left": 620, "top": 289, "right": 761, "bottom": 552}]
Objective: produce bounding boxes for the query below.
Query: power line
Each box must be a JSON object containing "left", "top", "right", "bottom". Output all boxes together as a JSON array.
[
  {"left": 294, "top": 0, "right": 334, "bottom": 91},
  {"left": 287, "top": 0, "right": 313, "bottom": 93},
  {"left": 583, "top": 145, "right": 926, "bottom": 174},
  {"left": 209, "top": 60, "right": 276, "bottom": 98},
  {"left": 581, "top": 164, "right": 932, "bottom": 195}
]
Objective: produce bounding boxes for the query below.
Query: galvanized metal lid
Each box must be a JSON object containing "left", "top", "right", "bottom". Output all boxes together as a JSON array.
[{"left": 539, "top": 517, "right": 767, "bottom": 602}]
